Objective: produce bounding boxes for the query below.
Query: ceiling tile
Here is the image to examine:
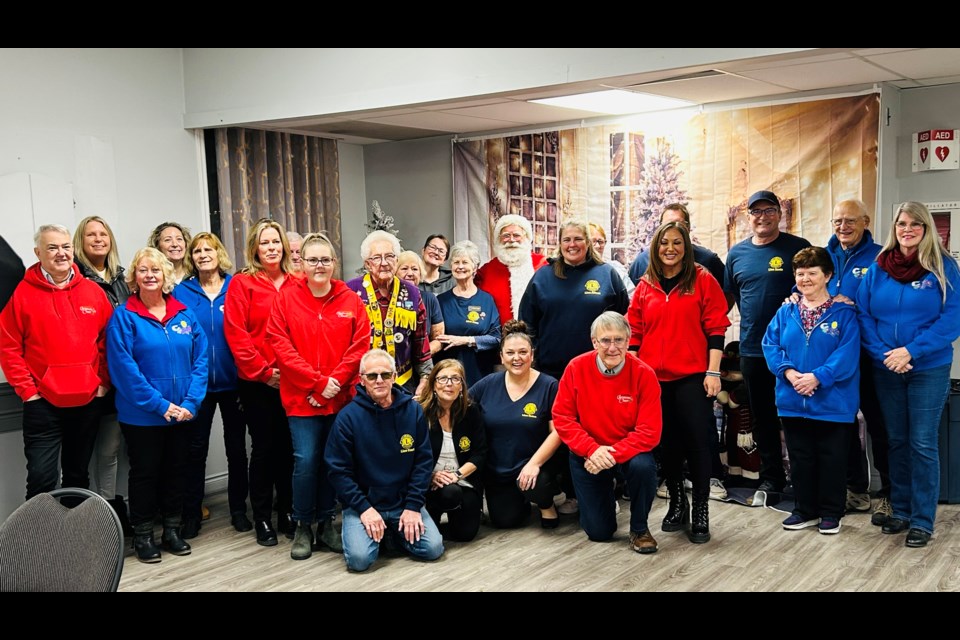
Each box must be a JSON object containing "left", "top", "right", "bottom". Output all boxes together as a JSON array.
[
  {"left": 628, "top": 74, "right": 795, "bottom": 103},
  {"left": 446, "top": 100, "right": 609, "bottom": 123},
  {"left": 868, "top": 48, "right": 960, "bottom": 79},
  {"left": 739, "top": 58, "right": 900, "bottom": 90},
  {"left": 854, "top": 48, "right": 918, "bottom": 56},
  {"left": 418, "top": 97, "right": 512, "bottom": 111},
  {"left": 723, "top": 51, "right": 855, "bottom": 72},
  {"left": 363, "top": 111, "right": 524, "bottom": 133}
]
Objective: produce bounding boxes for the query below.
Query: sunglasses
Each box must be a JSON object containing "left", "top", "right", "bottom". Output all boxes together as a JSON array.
[{"left": 362, "top": 371, "right": 395, "bottom": 382}]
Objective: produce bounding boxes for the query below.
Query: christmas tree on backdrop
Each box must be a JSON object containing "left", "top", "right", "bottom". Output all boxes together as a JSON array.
[{"left": 628, "top": 138, "right": 688, "bottom": 258}]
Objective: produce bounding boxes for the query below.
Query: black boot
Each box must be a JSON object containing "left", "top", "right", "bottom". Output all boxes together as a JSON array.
[
  {"left": 161, "top": 522, "right": 192, "bottom": 556},
  {"left": 109, "top": 496, "right": 134, "bottom": 537},
  {"left": 688, "top": 496, "right": 710, "bottom": 544},
  {"left": 132, "top": 523, "right": 161, "bottom": 564},
  {"left": 661, "top": 479, "right": 689, "bottom": 532}
]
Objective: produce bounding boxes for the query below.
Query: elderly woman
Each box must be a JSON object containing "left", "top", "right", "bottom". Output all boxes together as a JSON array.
[
  {"left": 224, "top": 219, "right": 297, "bottom": 546},
  {"left": 418, "top": 359, "right": 487, "bottom": 542},
  {"left": 346, "top": 230, "right": 433, "bottom": 398},
  {"left": 72, "top": 215, "right": 132, "bottom": 533},
  {"left": 148, "top": 222, "right": 191, "bottom": 285},
  {"left": 107, "top": 247, "right": 208, "bottom": 563},
  {"left": 397, "top": 250, "right": 444, "bottom": 355},
  {"left": 470, "top": 319, "right": 561, "bottom": 529},
  {"left": 628, "top": 222, "right": 730, "bottom": 544},
  {"left": 856, "top": 202, "right": 960, "bottom": 548},
  {"left": 420, "top": 234, "right": 454, "bottom": 294},
  {"left": 173, "top": 232, "right": 251, "bottom": 538},
  {"left": 286, "top": 231, "right": 304, "bottom": 273},
  {"left": 763, "top": 247, "right": 860, "bottom": 535},
  {"left": 553, "top": 311, "right": 662, "bottom": 553},
  {"left": 267, "top": 233, "right": 369, "bottom": 560},
  {"left": 589, "top": 222, "right": 635, "bottom": 297},
  {"left": 436, "top": 241, "right": 501, "bottom": 387}
]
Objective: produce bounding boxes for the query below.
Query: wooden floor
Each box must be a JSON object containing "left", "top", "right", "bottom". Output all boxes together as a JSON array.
[{"left": 119, "top": 492, "right": 960, "bottom": 592}]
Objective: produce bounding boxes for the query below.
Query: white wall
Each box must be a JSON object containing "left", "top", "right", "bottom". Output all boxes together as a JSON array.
[{"left": 896, "top": 83, "right": 960, "bottom": 205}]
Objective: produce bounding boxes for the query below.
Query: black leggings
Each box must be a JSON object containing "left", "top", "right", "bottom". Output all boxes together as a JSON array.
[
  {"left": 238, "top": 380, "right": 293, "bottom": 522},
  {"left": 484, "top": 457, "right": 562, "bottom": 528},
  {"left": 425, "top": 483, "right": 483, "bottom": 542},
  {"left": 660, "top": 374, "right": 714, "bottom": 500}
]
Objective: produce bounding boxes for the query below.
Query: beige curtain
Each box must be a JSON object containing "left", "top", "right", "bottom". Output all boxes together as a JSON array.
[{"left": 213, "top": 128, "right": 341, "bottom": 268}]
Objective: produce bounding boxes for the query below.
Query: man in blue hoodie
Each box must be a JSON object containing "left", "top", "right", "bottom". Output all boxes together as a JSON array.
[{"left": 325, "top": 349, "right": 444, "bottom": 572}]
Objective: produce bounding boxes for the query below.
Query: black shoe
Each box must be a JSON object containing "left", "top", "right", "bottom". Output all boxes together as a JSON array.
[
  {"left": 255, "top": 520, "right": 278, "bottom": 547},
  {"left": 541, "top": 516, "right": 560, "bottom": 530},
  {"left": 756, "top": 480, "right": 784, "bottom": 494},
  {"left": 180, "top": 518, "right": 201, "bottom": 540},
  {"left": 905, "top": 528, "right": 931, "bottom": 548},
  {"left": 109, "top": 496, "right": 134, "bottom": 537},
  {"left": 882, "top": 517, "right": 910, "bottom": 534},
  {"left": 161, "top": 526, "right": 192, "bottom": 556},
  {"left": 277, "top": 513, "right": 296, "bottom": 539},
  {"left": 688, "top": 497, "right": 710, "bottom": 544},
  {"left": 661, "top": 480, "right": 690, "bottom": 532},
  {"left": 133, "top": 533, "right": 161, "bottom": 564},
  {"left": 231, "top": 512, "right": 253, "bottom": 532}
]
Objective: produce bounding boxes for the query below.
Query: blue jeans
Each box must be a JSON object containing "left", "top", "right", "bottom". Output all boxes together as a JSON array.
[
  {"left": 288, "top": 415, "right": 337, "bottom": 524},
  {"left": 873, "top": 364, "right": 950, "bottom": 534},
  {"left": 341, "top": 506, "right": 444, "bottom": 572},
  {"left": 569, "top": 451, "right": 656, "bottom": 541}
]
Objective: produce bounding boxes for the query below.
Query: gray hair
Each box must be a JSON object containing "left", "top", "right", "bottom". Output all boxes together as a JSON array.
[
  {"left": 590, "top": 311, "right": 631, "bottom": 342},
  {"left": 449, "top": 240, "right": 481, "bottom": 271},
  {"left": 360, "top": 349, "right": 397, "bottom": 374},
  {"left": 834, "top": 199, "right": 868, "bottom": 218},
  {"left": 360, "top": 230, "right": 402, "bottom": 261},
  {"left": 34, "top": 224, "right": 71, "bottom": 247},
  {"left": 286, "top": 231, "right": 304, "bottom": 244}
]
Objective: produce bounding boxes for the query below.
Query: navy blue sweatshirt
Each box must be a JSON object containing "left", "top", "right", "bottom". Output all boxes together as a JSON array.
[{"left": 325, "top": 384, "right": 433, "bottom": 514}]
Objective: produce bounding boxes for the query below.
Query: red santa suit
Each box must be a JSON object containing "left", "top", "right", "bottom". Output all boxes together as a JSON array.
[{"left": 475, "top": 252, "right": 547, "bottom": 325}]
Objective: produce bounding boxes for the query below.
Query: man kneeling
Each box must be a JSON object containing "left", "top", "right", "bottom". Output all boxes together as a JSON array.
[{"left": 325, "top": 349, "right": 444, "bottom": 571}]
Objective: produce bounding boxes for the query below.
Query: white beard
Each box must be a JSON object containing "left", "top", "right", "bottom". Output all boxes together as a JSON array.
[
  {"left": 495, "top": 241, "right": 531, "bottom": 268},
  {"left": 495, "top": 240, "right": 535, "bottom": 319}
]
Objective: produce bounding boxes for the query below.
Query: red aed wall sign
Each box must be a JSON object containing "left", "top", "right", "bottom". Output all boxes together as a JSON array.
[{"left": 913, "top": 129, "right": 960, "bottom": 172}]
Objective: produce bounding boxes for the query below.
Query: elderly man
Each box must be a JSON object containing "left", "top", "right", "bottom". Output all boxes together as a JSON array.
[
  {"left": 553, "top": 312, "right": 662, "bottom": 554},
  {"left": 286, "top": 231, "right": 304, "bottom": 273},
  {"left": 725, "top": 190, "right": 810, "bottom": 497},
  {"left": 0, "top": 224, "right": 113, "bottom": 500},
  {"left": 324, "top": 349, "right": 444, "bottom": 572},
  {"left": 475, "top": 214, "right": 548, "bottom": 325},
  {"left": 346, "top": 230, "right": 433, "bottom": 398}
]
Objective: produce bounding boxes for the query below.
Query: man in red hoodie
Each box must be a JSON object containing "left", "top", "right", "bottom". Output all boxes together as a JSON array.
[
  {"left": 553, "top": 311, "right": 662, "bottom": 554},
  {"left": 0, "top": 224, "right": 112, "bottom": 500}
]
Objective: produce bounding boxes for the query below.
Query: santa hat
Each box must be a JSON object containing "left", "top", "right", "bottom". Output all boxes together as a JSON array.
[{"left": 494, "top": 214, "right": 533, "bottom": 243}]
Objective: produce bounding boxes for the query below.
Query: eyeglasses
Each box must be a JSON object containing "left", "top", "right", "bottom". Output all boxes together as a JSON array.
[
  {"left": 366, "top": 254, "right": 397, "bottom": 264},
  {"left": 592, "top": 238, "right": 606, "bottom": 247},
  {"left": 303, "top": 257, "right": 334, "bottom": 268},
  {"left": 597, "top": 337, "right": 627, "bottom": 348},
  {"left": 748, "top": 207, "right": 779, "bottom": 217},
  {"left": 436, "top": 375, "right": 463, "bottom": 386},
  {"left": 425, "top": 244, "right": 447, "bottom": 256},
  {"left": 362, "top": 371, "right": 395, "bottom": 382},
  {"left": 895, "top": 221, "right": 925, "bottom": 230},
  {"left": 500, "top": 232, "right": 525, "bottom": 242},
  {"left": 831, "top": 217, "right": 863, "bottom": 227}
]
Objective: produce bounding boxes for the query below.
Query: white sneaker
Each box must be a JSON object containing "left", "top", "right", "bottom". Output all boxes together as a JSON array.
[
  {"left": 709, "top": 478, "right": 728, "bottom": 501},
  {"left": 557, "top": 498, "right": 579, "bottom": 515}
]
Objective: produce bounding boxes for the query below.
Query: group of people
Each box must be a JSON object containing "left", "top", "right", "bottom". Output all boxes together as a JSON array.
[{"left": 1, "top": 191, "right": 956, "bottom": 576}]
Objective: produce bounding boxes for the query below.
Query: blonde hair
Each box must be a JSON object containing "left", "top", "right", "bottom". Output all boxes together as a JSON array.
[
  {"left": 397, "top": 250, "right": 426, "bottom": 284},
  {"left": 552, "top": 219, "right": 603, "bottom": 278},
  {"left": 73, "top": 216, "right": 122, "bottom": 281},
  {"left": 185, "top": 232, "right": 234, "bottom": 277},
  {"left": 126, "top": 247, "right": 176, "bottom": 294},
  {"left": 242, "top": 219, "right": 293, "bottom": 275},
  {"left": 882, "top": 201, "right": 953, "bottom": 302}
]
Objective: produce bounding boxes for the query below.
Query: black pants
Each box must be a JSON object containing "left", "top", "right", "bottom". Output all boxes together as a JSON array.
[
  {"left": 781, "top": 417, "right": 847, "bottom": 520},
  {"left": 425, "top": 483, "right": 483, "bottom": 542},
  {"left": 183, "top": 389, "right": 249, "bottom": 522},
  {"left": 22, "top": 398, "right": 101, "bottom": 500},
  {"left": 238, "top": 380, "right": 293, "bottom": 522},
  {"left": 660, "top": 374, "right": 714, "bottom": 500},
  {"left": 846, "top": 351, "right": 890, "bottom": 496},
  {"left": 740, "top": 356, "right": 786, "bottom": 488},
  {"left": 484, "top": 461, "right": 561, "bottom": 529},
  {"left": 122, "top": 422, "right": 190, "bottom": 527}
]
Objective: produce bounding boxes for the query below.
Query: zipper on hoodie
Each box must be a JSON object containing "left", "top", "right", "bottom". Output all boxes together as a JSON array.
[{"left": 209, "top": 296, "right": 218, "bottom": 389}]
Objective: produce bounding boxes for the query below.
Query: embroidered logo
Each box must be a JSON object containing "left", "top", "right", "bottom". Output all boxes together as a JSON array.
[
  {"left": 458, "top": 436, "right": 471, "bottom": 452},
  {"left": 170, "top": 320, "right": 191, "bottom": 335},
  {"left": 522, "top": 402, "right": 538, "bottom": 418},
  {"left": 219, "top": 304, "right": 225, "bottom": 313},
  {"left": 79, "top": 306, "right": 97, "bottom": 315},
  {"left": 852, "top": 267, "right": 867, "bottom": 279},
  {"left": 336, "top": 311, "right": 354, "bottom": 318},
  {"left": 768, "top": 257, "right": 784, "bottom": 272},
  {"left": 399, "top": 434, "right": 415, "bottom": 453},
  {"left": 466, "top": 308, "right": 481, "bottom": 324},
  {"left": 617, "top": 394, "right": 634, "bottom": 403},
  {"left": 819, "top": 320, "right": 840, "bottom": 337},
  {"left": 911, "top": 279, "right": 936, "bottom": 290},
  {"left": 584, "top": 280, "right": 601, "bottom": 295}
]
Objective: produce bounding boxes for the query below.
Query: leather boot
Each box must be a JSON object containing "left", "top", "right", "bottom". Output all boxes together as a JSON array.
[
  {"left": 316, "top": 518, "right": 343, "bottom": 553},
  {"left": 132, "top": 523, "right": 161, "bottom": 564},
  {"left": 661, "top": 479, "right": 689, "bottom": 532},
  {"left": 290, "top": 522, "right": 314, "bottom": 561},
  {"left": 161, "top": 521, "right": 192, "bottom": 556},
  {"left": 109, "top": 496, "right": 134, "bottom": 537},
  {"left": 688, "top": 496, "right": 710, "bottom": 544}
]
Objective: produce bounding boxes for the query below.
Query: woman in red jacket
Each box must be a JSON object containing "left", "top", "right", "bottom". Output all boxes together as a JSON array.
[
  {"left": 267, "top": 233, "right": 369, "bottom": 560},
  {"left": 627, "top": 221, "right": 730, "bottom": 544},
  {"left": 224, "top": 219, "right": 297, "bottom": 547}
]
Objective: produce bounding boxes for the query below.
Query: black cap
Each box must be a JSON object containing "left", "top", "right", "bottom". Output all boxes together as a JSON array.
[{"left": 747, "top": 190, "right": 780, "bottom": 209}]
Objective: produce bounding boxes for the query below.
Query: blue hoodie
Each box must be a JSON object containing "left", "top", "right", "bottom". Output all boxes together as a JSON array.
[
  {"left": 174, "top": 274, "right": 238, "bottom": 393},
  {"left": 856, "top": 255, "right": 960, "bottom": 372},
  {"left": 826, "top": 230, "right": 881, "bottom": 299},
  {"left": 324, "top": 384, "right": 432, "bottom": 514},
  {"left": 762, "top": 300, "right": 860, "bottom": 423},
  {"left": 107, "top": 295, "right": 209, "bottom": 426}
]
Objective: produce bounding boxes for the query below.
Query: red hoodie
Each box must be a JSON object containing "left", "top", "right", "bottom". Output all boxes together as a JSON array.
[
  {"left": 0, "top": 263, "right": 112, "bottom": 407},
  {"left": 224, "top": 271, "right": 297, "bottom": 383},
  {"left": 627, "top": 266, "right": 730, "bottom": 381},
  {"left": 266, "top": 278, "right": 370, "bottom": 416},
  {"left": 553, "top": 351, "right": 662, "bottom": 463}
]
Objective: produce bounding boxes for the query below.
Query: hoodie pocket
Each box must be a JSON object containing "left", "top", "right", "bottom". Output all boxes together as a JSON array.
[{"left": 38, "top": 363, "right": 99, "bottom": 408}]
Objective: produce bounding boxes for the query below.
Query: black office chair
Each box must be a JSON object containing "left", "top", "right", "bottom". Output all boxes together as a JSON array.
[{"left": 0, "top": 487, "right": 124, "bottom": 592}]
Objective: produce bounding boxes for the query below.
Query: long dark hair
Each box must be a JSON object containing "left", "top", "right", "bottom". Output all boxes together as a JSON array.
[
  {"left": 645, "top": 221, "right": 697, "bottom": 294},
  {"left": 418, "top": 359, "right": 470, "bottom": 429}
]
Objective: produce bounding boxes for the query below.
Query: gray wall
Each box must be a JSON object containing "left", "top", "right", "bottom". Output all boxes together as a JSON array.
[
  {"left": 338, "top": 142, "right": 369, "bottom": 277},
  {"left": 897, "top": 83, "right": 960, "bottom": 205}
]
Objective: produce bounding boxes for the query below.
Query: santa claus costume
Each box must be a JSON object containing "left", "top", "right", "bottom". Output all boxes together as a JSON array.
[{"left": 475, "top": 214, "right": 547, "bottom": 325}]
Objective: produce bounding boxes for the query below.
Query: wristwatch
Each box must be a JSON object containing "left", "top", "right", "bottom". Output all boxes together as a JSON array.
[{"left": 454, "top": 469, "right": 464, "bottom": 479}]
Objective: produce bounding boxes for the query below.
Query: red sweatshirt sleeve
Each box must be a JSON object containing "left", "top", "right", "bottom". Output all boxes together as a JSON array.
[
  {"left": 324, "top": 294, "right": 371, "bottom": 394},
  {"left": 224, "top": 275, "right": 272, "bottom": 383},
  {"left": 0, "top": 291, "right": 38, "bottom": 401},
  {"left": 699, "top": 269, "right": 732, "bottom": 338},
  {"left": 627, "top": 281, "right": 646, "bottom": 350},
  {"left": 552, "top": 362, "right": 601, "bottom": 459}
]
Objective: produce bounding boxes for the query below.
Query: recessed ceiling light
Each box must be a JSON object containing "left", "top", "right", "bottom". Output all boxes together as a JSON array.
[{"left": 530, "top": 89, "right": 695, "bottom": 115}]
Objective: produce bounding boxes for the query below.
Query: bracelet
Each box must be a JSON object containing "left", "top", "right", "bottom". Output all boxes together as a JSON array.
[{"left": 705, "top": 371, "right": 722, "bottom": 378}]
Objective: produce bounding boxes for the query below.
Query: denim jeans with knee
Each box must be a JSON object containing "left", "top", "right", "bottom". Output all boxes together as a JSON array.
[
  {"left": 288, "top": 415, "right": 336, "bottom": 524},
  {"left": 341, "top": 506, "right": 444, "bottom": 572},
  {"left": 569, "top": 451, "right": 656, "bottom": 541},
  {"left": 873, "top": 364, "right": 950, "bottom": 534}
]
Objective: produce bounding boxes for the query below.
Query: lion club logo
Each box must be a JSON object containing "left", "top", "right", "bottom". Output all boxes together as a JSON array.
[
  {"left": 768, "top": 257, "right": 784, "bottom": 272},
  {"left": 467, "top": 310, "right": 480, "bottom": 323},
  {"left": 584, "top": 280, "right": 601, "bottom": 295},
  {"left": 458, "top": 436, "right": 471, "bottom": 452},
  {"left": 522, "top": 402, "right": 538, "bottom": 418},
  {"left": 399, "top": 434, "right": 415, "bottom": 453}
]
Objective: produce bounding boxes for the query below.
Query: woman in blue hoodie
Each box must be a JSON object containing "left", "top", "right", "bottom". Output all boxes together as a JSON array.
[
  {"left": 763, "top": 247, "right": 860, "bottom": 536},
  {"left": 856, "top": 202, "right": 960, "bottom": 548},
  {"left": 173, "top": 232, "right": 250, "bottom": 539},
  {"left": 107, "top": 247, "right": 208, "bottom": 564}
]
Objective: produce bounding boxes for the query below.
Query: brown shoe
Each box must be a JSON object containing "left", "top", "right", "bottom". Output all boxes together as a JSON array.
[{"left": 629, "top": 530, "right": 658, "bottom": 554}]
